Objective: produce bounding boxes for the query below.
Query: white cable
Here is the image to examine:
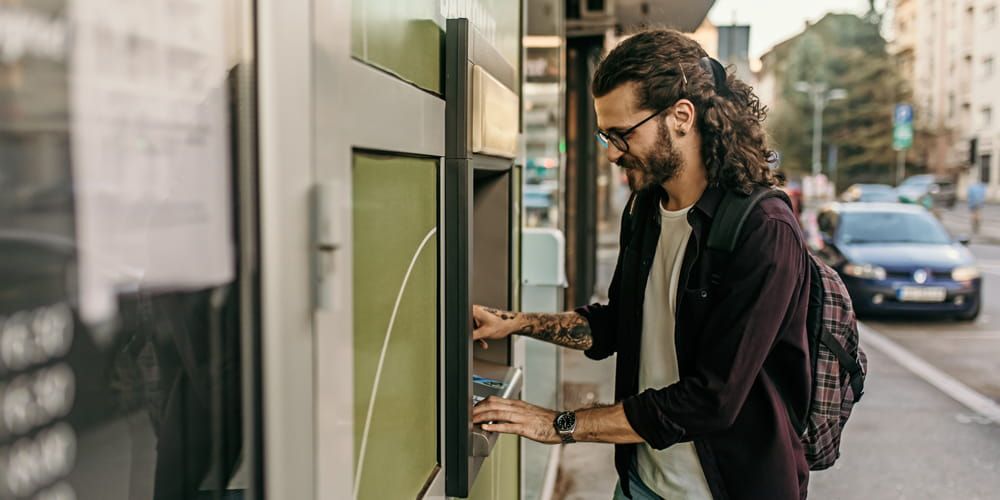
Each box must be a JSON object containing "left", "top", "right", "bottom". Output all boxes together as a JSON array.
[{"left": 353, "top": 227, "right": 437, "bottom": 500}]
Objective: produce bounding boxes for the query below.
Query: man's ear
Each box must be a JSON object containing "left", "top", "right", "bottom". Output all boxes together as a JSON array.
[{"left": 670, "top": 98, "right": 696, "bottom": 135}]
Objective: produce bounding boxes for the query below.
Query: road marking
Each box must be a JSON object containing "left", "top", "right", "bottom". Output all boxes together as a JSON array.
[
  {"left": 860, "top": 322, "right": 1000, "bottom": 425},
  {"left": 978, "top": 261, "right": 1000, "bottom": 275},
  {"left": 879, "top": 333, "right": 1000, "bottom": 341}
]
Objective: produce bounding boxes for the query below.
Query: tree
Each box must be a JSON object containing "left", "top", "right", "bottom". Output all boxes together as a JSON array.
[{"left": 764, "top": 13, "right": 909, "bottom": 190}]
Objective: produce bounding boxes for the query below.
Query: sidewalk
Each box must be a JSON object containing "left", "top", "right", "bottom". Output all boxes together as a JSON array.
[
  {"left": 556, "top": 331, "right": 1000, "bottom": 499},
  {"left": 938, "top": 204, "right": 1000, "bottom": 245}
]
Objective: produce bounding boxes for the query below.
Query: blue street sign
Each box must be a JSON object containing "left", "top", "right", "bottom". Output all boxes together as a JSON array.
[
  {"left": 894, "top": 103, "right": 913, "bottom": 125},
  {"left": 893, "top": 103, "right": 913, "bottom": 150}
]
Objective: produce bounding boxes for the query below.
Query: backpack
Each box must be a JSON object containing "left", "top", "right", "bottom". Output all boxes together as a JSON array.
[{"left": 706, "top": 186, "right": 867, "bottom": 471}]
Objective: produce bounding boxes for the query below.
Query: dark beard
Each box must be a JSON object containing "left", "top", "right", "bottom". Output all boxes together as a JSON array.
[{"left": 617, "top": 121, "right": 684, "bottom": 191}]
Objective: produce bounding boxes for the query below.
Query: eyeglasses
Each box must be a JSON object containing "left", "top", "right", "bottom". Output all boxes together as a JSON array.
[{"left": 595, "top": 107, "right": 669, "bottom": 153}]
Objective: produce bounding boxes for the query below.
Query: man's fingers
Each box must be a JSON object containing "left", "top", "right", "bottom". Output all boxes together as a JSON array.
[
  {"left": 472, "top": 410, "right": 520, "bottom": 424},
  {"left": 472, "top": 397, "right": 516, "bottom": 417},
  {"left": 481, "top": 422, "right": 520, "bottom": 435},
  {"left": 478, "top": 339, "right": 489, "bottom": 350}
]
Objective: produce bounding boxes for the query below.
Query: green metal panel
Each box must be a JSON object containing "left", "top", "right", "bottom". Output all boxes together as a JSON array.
[
  {"left": 351, "top": 0, "right": 444, "bottom": 93},
  {"left": 467, "top": 434, "right": 520, "bottom": 500},
  {"left": 353, "top": 153, "right": 438, "bottom": 499},
  {"left": 350, "top": 0, "right": 522, "bottom": 95}
]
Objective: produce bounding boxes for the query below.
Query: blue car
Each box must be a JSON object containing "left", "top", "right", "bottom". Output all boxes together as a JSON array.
[{"left": 814, "top": 203, "right": 982, "bottom": 321}]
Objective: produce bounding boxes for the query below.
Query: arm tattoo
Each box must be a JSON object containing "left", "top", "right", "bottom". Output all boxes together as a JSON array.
[
  {"left": 482, "top": 308, "right": 593, "bottom": 350},
  {"left": 482, "top": 306, "right": 518, "bottom": 322}
]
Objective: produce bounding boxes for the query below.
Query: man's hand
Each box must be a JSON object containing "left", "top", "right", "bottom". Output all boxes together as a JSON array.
[
  {"left": 472, "top": 396, "right": 561, "bottom": 444},
  {"left": 472, "top": 305, "right": 518, "bottom": 349}
]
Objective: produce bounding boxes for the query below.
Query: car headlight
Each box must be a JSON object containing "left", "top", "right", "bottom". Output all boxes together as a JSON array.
[
  {"left": 951, "top": 266, "right": 981, "bottom": 281},
  {"left": 843, "top": 263, "right": 887, "bottom": 280}
]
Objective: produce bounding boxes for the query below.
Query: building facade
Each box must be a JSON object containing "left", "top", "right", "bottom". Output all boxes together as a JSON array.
[{"left": 891, "top": 0, "right": 1000, "bottom": 200}]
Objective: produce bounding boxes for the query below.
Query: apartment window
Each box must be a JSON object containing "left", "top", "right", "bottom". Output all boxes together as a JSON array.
[
  {"left": 985, "top": 57, "right": 995, "bottom": 78},
  {"left": 983, "top": 106, "right": 993, "bottom": 127},
  {"left": 983, "top": 154, "right": 993, "bottom": 183},
  {"left": 949, "top": 93, "right": 956, "bottom": 118},
  {"left": 987, "top": 5, "right": 997, "bottom": 27}
]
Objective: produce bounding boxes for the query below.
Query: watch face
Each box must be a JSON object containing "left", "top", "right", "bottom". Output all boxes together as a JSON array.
[{"left": 556, "top": 412, "right": 576, "bottom": 432}]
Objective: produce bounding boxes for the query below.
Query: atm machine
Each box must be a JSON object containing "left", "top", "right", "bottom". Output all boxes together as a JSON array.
[{"left": 443, "top": 18, "right": 523, "bottom": 498}]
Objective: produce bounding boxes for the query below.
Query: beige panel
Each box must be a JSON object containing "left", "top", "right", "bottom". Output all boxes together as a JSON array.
[{"left": 473, "top": 65, "right": 520, "bottom": 158}]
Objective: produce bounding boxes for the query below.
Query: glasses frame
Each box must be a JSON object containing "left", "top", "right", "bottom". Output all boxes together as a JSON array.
[{"left": 595, "top": 106, "right": 670, "bottom": 153}]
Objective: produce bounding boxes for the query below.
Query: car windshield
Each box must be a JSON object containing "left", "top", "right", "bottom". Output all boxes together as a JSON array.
[
  {"left": 859, "top": 190, "right": 899, "bottom": 202},
  {"left": 899, "top": 176, "right": 932, "bottom": 187},
  {"left": 839, "top": 211, "right": 952, "bottom": 244}
]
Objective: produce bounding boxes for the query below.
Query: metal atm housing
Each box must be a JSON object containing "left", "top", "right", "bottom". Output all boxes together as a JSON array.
[{"left": 444, "top": 17, "right": 523, "bottom": 498}]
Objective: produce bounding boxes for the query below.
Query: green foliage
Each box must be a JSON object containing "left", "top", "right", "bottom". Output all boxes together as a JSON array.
[{"left": 765, "top": 13, "right": 909, "bottom": 189}]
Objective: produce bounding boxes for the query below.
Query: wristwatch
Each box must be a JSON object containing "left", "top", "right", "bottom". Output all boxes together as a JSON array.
[{"left": 553, "top": 411, "right": 577, "bottom": 444}]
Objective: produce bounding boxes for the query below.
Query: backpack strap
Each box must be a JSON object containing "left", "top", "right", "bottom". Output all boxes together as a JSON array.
[
  {"left": 705, "top": 187, "right": 790, "bottom": 287},
  {"left": 707, "top": 187, "right": 788, "bottom": 254},
  {"left": 819, "top": 329, "right": 866, "bottom": 402}
]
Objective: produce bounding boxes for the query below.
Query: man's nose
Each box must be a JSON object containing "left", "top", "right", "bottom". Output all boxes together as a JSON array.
[{"left": 606, "top": 145, "right": 624, "bottom": 165}]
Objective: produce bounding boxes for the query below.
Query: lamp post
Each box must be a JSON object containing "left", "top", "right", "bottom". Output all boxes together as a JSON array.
[{"left": 794, "top": 82, "right": 847, "bottom": 177}]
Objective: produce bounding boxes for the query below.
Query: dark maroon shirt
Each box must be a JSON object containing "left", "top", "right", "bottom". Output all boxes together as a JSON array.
[{"left": 576, "top": 185, "right": 812, "bottom": 500}]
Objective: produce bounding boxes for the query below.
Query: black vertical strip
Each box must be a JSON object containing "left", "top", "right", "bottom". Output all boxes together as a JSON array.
[
  {"left": 444, "top": 17, "right": 472, "bottom": 498},
  {"left": 447, "top": 18, "right": 470, "bottom": 161},
  {"left": 565, "top": 37, "right": 601, "bottom": 307},
  {"left": 209, "top": 286, "right": 227, "bottom": 500},
  {"left": 237, "top": 0, "right": 264, "bottom": 496},
  {"left": 443, "top": 157, "right": 472, "bottom": 497}
]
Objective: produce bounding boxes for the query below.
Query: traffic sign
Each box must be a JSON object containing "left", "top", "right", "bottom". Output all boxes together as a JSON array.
[{"left": 893, "top": 103, "right": 913, "bottom": 151}]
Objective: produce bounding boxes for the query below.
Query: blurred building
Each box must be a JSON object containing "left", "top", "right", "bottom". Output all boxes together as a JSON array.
[
  {"left": 688, "top": 19, "right": 720, "bottom": 58},
  {"left": 717, "top": 24, "right": 752, "bottom": 83},
  {"left": 560, "top": 0, "right": 716, "bottom": 306},
  {"left": 890, "top": 0, "right": 1000, "bottom": 200}
]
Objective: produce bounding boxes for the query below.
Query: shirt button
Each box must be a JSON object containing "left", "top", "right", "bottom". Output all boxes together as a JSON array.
[{"left": 699, "top": 290, "right": 709, "bottom": 299}]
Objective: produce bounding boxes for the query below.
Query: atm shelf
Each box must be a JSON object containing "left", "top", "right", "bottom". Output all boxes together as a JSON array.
[{"left": 470, "top": 362, "right": 523, "bottom": 457}]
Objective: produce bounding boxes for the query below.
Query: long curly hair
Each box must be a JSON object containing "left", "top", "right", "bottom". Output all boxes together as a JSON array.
[{"left": 591, "top": 29, "right": 777, "bottom": 194}]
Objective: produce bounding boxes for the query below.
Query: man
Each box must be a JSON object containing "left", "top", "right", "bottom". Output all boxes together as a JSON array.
[
  {"left": 968, "top": 179, "right": 986, "bottom": 236},
  {"left": 472, "top": 30, "right": 812, "bottom": 499}
]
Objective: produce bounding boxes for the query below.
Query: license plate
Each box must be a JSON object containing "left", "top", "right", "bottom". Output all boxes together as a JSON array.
[{"left": 897, "top": 286, "right": 947, "bottom": 303}]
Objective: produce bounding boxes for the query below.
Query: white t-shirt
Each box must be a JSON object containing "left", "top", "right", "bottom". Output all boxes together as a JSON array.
[{"left": 635, "top": 202, "right": 713, "bottom": 500}]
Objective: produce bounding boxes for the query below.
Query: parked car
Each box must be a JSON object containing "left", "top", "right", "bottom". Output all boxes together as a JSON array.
[
  {"left": 840, "top": 183, "right": 899, "bottom": 203},
  {"left": 813, "top": 203, "right": 981, "bottom": 320},
  {"left": 896, "top": 174, "right": 957, "bottom": 208}
]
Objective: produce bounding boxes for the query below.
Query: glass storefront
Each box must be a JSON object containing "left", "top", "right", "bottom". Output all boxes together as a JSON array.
[{"left": 0, "top": 1, "right": 258, "bottom": 498}]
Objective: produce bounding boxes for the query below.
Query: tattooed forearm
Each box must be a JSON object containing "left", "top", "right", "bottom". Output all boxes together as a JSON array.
[
  {"left": 482, "top": 307, "right": 518, "bottom": 321},
  {"left": 514, "top": 312, "right": 593, "bottom": 350},
  {"left": 478, "top": 307, "right": 592, "bottom": 350}
]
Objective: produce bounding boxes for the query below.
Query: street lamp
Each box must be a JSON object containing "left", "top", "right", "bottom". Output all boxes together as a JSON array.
[{"left": 795, "top": 82, "right": 847, "bottom": 177}]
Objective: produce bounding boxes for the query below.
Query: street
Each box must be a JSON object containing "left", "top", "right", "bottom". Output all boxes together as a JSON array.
[
  {"left": 861, "top": 243, "right": 1000, "bottom": 403},
  {"left": 938, "top": 203, "right": 1000, "bottom": 246},
  {"left": 557, "top": 205, "right": 1000, "bottom": 500}
]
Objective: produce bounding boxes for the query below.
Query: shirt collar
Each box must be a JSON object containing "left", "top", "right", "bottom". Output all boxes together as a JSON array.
[
  {"left": 649, "top": 184, "right": 724, "bottom": 221},
  {"left": 692, "top": 185, "right": 724, "bottom": 220}
]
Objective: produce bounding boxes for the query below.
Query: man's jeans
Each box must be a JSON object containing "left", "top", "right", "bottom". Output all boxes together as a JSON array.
[{"left": 612, "top": 463, "right": 663, "bottom": 500}]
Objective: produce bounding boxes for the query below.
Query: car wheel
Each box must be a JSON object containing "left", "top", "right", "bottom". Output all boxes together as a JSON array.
[{"left": 956, "top": 299, "right": 980, "bottom": 322}]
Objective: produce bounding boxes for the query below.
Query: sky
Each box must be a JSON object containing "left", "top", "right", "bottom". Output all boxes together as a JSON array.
[{"left": 707, "top": 0, "right": 888, "bottom": 60}]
